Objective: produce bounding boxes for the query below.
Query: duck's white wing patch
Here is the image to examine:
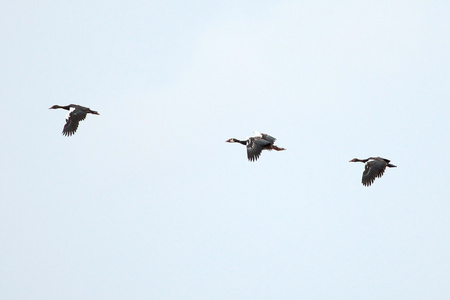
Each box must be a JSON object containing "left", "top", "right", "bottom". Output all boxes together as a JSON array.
[
  {"left": 66, "top": 107, "right": 76, "bottom": 120},
  {"left": 253, "top": 131, "right": 263, "bottom": 137}
]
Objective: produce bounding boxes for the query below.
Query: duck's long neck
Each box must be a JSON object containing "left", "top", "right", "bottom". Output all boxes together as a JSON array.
[
  {"left": 355, "top": 158, "right": 369, "bottom": 163},
  {"left": 236, "top": 139, "right": 247, "bottom": 145},
  {"left": 55, "top": 105, "right": 71, "bottom": 110}
]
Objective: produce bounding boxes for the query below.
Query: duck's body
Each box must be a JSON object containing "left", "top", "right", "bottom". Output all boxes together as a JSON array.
[
  {"left": 226, "top": 132, "right": 286, "bottom": 161},
  {"left": 49, "top": 104, "right": 99, "bottom": 136},
  {"left": 349, "top": 157, "right": 397, "bottom": 186}
]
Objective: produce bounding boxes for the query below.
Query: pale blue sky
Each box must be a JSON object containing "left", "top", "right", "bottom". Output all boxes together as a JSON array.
[{"left": 1, "top": 1, "right": 450, "bottom": 299}]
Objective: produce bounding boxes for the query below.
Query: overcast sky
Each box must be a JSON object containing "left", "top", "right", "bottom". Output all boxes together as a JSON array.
[{"left": 1, "top": 1, "right": 450, "bottom": 299}]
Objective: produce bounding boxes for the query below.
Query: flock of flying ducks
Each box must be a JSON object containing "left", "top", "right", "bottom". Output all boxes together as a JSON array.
[{"left": 50, "top": 104, "right": 397, "bottom": 186}]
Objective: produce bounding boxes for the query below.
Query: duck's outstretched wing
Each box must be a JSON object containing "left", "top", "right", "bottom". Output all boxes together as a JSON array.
[
  {"left": 362, "top": 160, "right": 387, "bottom": 186},
  {"left": 247, "top": 137, "right": 271, "bottom": 161},
  {"left": 62, "top": 109, "right": 87, "bottom": 136},
  {"left": 257, "top": 132, "right": 276, "bottom": 144}
]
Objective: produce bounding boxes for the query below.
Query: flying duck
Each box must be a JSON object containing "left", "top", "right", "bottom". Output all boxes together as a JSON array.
[
  {"left": 226, "top": 132, "right": 286, "bottom": 161},
  {"left": 49, "top": 104, "right": 99, "bottom": 136},
  {"left": 349, "top": 157, "right": 397, "bottom": 186}
]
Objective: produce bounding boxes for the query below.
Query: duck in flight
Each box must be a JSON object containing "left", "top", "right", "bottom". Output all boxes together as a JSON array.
[
  {"left": 49, "top": 104, "right": 99, "bottom": 136},
  {"left": 226, "top": 132, "right": 286, "bottom": 161},
  {"left": 349, "top": 157, "right": 397, "bottom": 186}
]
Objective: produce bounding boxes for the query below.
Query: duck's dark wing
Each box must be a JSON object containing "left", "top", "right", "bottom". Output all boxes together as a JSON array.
[
  {"left": 374, "top": 157, "right": 391, "bottom": 163},
  {"left": 260, "top": 133, "right": 276, "bottom": 144},
  {"left": 247, "top": 137, "right": 271, "bottom": 161},
  {"left": 62, "top": 110, "right": 87, "bottom": 136},
  {"left": 362, "top": 160, "right": 387, "bottom": 186}
]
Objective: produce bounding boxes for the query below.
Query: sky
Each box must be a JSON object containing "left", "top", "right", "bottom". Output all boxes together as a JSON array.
[{"left": 1, "top": 1, "right": 450, "bottom": 299}]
